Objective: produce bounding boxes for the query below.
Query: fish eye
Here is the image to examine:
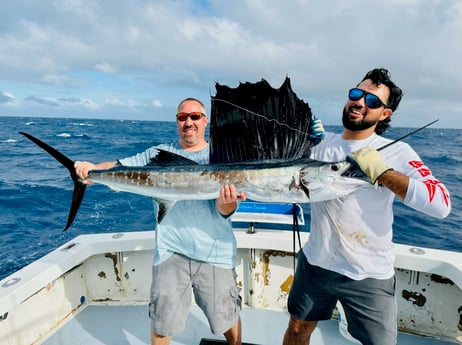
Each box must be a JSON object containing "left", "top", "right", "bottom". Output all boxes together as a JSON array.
[{"left": 331, "top": 164, "right": 340, "bottom": 172}]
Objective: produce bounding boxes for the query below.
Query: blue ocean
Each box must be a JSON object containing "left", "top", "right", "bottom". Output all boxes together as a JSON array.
[{"left": 0, "top": 116, "right": 461, "bottom": 281}]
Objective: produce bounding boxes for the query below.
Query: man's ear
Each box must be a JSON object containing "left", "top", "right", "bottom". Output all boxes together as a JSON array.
[{"left": 380, "top": 108, "right": 393, "bottom": 121}]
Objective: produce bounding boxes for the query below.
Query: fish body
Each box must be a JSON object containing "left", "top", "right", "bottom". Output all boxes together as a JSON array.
[
  {"left": 88, "top": 157, "right": 367, "bottom": 204},
  {"left": 19, "top": 132, "right": 368, "bottom": 230}
]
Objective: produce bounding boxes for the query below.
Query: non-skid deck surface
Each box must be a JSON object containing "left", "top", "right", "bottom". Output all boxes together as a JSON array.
[{"left": 42, "top": 304, "right": 453, "bottom": 345}]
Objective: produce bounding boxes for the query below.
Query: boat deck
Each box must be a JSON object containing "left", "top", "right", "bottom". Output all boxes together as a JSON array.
[{"left": 42, "top": 304, "right": 454, "bottom": 345}]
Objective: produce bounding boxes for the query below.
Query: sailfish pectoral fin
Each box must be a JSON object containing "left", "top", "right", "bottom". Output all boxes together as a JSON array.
[
  {"left": 154, "top": 198, "right": 176, "bottom": 224},
  {"left": 19, "top": 132, "right": 86, "bottom": 231}
]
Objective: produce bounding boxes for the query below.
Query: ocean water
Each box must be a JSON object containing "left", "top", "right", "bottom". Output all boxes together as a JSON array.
[{"left": 0, "top": 116, "right": 461, "bottom": 281}]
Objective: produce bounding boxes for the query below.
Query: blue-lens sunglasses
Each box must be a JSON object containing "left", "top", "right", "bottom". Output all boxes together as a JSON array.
[{"left": 348, "top": 88, "right": 387, "bottom": 109}]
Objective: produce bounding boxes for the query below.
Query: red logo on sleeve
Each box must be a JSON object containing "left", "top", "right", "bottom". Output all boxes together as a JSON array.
[{"left": 409, "top": 160, "right": 450, "bottom": 206}]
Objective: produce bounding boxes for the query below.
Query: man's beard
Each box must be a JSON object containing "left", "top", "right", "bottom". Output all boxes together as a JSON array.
[{"left": 342, "top": 106, "right": 378, "bottom": 131}]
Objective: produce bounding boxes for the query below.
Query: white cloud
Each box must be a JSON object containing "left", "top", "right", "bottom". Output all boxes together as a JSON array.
[
  {"left": 105, "top": 98, "right": 125, "bottom": 107},
  {"left": 25, "top": 96, "right": 60, "bottom": 107},
  {"left": 40, "top": 74, "right": 79, "bottom": 87},
  {"left": 95, "top": 62, "right": 117, "bottom": 74},
  {"left": 105, "top": 98, "right": 138, "bottom": 109},
  {"left": 0, "top": 0, "right": 460, "bottom": 127},
  {"left": 59, "top": 97, "right": 100, "bottom": 110},
  {"left": 24, "top": 95, "right": 100, "bottom": 110},
  {"left": 0, "top": 91, "right": 15, "bottom": 104},
  {"left": 151, "top": 100, "right": 162, "bottom": 108}
]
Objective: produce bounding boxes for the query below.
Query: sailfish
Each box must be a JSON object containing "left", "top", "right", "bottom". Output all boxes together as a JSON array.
[{"left": 21, "top": 78, "right": 370, "bottom": 231}]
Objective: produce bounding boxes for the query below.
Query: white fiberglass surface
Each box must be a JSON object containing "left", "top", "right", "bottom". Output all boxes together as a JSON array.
[
  {"left": 42, "top": 304, "right": 453, "bottom": 345},
  {"left": 42, "top": 304, "right": 347, "bottom": 345}
]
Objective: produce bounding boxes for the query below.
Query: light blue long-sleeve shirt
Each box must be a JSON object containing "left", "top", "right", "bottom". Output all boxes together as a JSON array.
[{"left": 118, "top": 142, "right": 236, "bottom": 269}]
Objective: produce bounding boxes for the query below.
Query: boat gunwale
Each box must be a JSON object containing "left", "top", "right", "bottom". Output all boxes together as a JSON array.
[{"left": 1, "top": 228, "right": 461, "bottom": 318}]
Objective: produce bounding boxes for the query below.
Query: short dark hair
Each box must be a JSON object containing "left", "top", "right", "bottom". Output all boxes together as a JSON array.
[{"left": 359, "top": 68, "right": 403, "bottom": 134}]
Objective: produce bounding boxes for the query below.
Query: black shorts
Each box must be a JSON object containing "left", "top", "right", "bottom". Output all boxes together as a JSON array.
[{"left": 287, "top": 251, "right": 397, "bottom": 345}]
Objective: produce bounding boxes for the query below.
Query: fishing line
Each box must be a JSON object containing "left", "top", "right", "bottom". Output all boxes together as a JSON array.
[
  {"left": 212, "top": 98, "right": 310, "bottom": 136},
  {"left": 212, "top": 99, "right": 439, "bottom": 150}
]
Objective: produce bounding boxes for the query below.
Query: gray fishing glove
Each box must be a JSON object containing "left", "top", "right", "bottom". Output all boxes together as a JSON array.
[{"left": 347, "top": 146, "right": 392, "bottom": 184}]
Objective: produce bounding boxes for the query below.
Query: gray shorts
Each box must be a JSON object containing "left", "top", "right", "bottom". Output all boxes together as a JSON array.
[
  {"left": 149, "top": 253, "right": 241, "bottom": 336},
  {"left": 288, "top": 251, "right": 397, "bottom": 345}
]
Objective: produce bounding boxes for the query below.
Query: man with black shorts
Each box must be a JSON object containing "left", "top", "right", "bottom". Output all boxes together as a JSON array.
[{"left": 282, "top": 68, "right": 451, "bottom": 345}]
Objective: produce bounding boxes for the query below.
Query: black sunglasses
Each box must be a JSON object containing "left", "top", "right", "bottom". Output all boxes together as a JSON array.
[
  {"left": 176, "top": 112, "right": 205, "bottom": 121},
  {"left": 348, "top": 88, "right": 387, "bottom": 109}
]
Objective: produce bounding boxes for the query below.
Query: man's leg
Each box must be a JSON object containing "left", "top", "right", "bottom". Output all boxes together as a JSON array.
[
  {"left": 282, "top": 317, "right": 317, "bottom": 345},
  {"left": 283, "top": 252, "right": 336, "bottom": 345},
  {"left": 149, "top": 255, "right": 193, "bottom": 345},
  {"left": 338, "top": 276, "right": 397, "bottom": 345},
  {"left": 193, "top": 263, "right": 242, "bottom": 343},
  {"left": 150, "top": 330, "right": 172, "bottom": 345},
  {"left": 223, "top": 317, "right": 241, "bottom": 345}
]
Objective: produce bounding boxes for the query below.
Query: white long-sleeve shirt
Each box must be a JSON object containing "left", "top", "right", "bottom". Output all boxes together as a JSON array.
[{"left": 303, "top": 132, "right": 451, "bottom": 280}]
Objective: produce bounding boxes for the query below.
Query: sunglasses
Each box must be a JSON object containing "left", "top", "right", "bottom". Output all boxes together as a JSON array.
[
  {"left": 348, "top": 88, "right": 387, "bottom": 109},
  {"left": 176, "top": 112, "right": 205, "bottom": 121}
]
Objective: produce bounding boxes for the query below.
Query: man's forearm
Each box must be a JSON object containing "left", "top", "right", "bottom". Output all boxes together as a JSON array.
[{"left": 377, "top": 169, "right": 409, "bottom": 200}]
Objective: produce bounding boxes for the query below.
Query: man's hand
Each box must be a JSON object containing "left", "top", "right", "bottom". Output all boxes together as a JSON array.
[
  {"left": 74, "top": 161, "right": 117, "bottom": 184},
  {"left": 216, "top": 185, "right": 247, "bottom": 216},
  {"left": 74, "top": 161, "right": 97, "bottom": 184},
  {"left": 75, "top": 161, "right": 97, "bottom": 179},
  {"left": 347, "top": 146, "right": 392, "bottom": 184},
  {"left": 309, "top": 116, "right": 325, "bottom": 146}
]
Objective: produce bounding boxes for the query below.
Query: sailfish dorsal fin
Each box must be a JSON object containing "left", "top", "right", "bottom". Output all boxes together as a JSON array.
[{"left": 209, "top": 77, "right": 314, "bottom": 164}]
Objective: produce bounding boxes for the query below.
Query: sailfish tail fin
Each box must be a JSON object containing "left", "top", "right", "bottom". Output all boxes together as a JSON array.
[{"left": 19, "top": 132, "right": 86, "bottom": 231}]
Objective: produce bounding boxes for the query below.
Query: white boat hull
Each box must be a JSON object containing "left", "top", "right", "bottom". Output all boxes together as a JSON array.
[{"left": 1, "top": 226, "right": 461, "bottom": 344}]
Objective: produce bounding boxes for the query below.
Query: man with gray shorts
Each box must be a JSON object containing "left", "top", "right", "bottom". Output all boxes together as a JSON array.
[{"left": 75, "top": 98, "right": 246, "bottom": 345}]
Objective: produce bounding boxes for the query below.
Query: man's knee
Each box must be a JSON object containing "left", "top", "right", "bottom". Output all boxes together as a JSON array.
[{"left": 287, "top": 316, "right": 317, "bottom": 335}]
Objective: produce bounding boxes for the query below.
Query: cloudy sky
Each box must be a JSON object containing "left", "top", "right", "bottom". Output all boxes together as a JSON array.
[{"left": 0, "top": 0, "right": 461, "bottom": 128}]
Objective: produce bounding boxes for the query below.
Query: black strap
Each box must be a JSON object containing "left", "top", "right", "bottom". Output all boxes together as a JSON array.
[{"left": 292, "top": 203, "right": 302, "bottom": 271}]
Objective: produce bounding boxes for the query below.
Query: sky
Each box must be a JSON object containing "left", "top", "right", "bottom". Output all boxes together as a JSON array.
[{"left": 0, "top": 0, "right": 461, "bottom": 128}]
